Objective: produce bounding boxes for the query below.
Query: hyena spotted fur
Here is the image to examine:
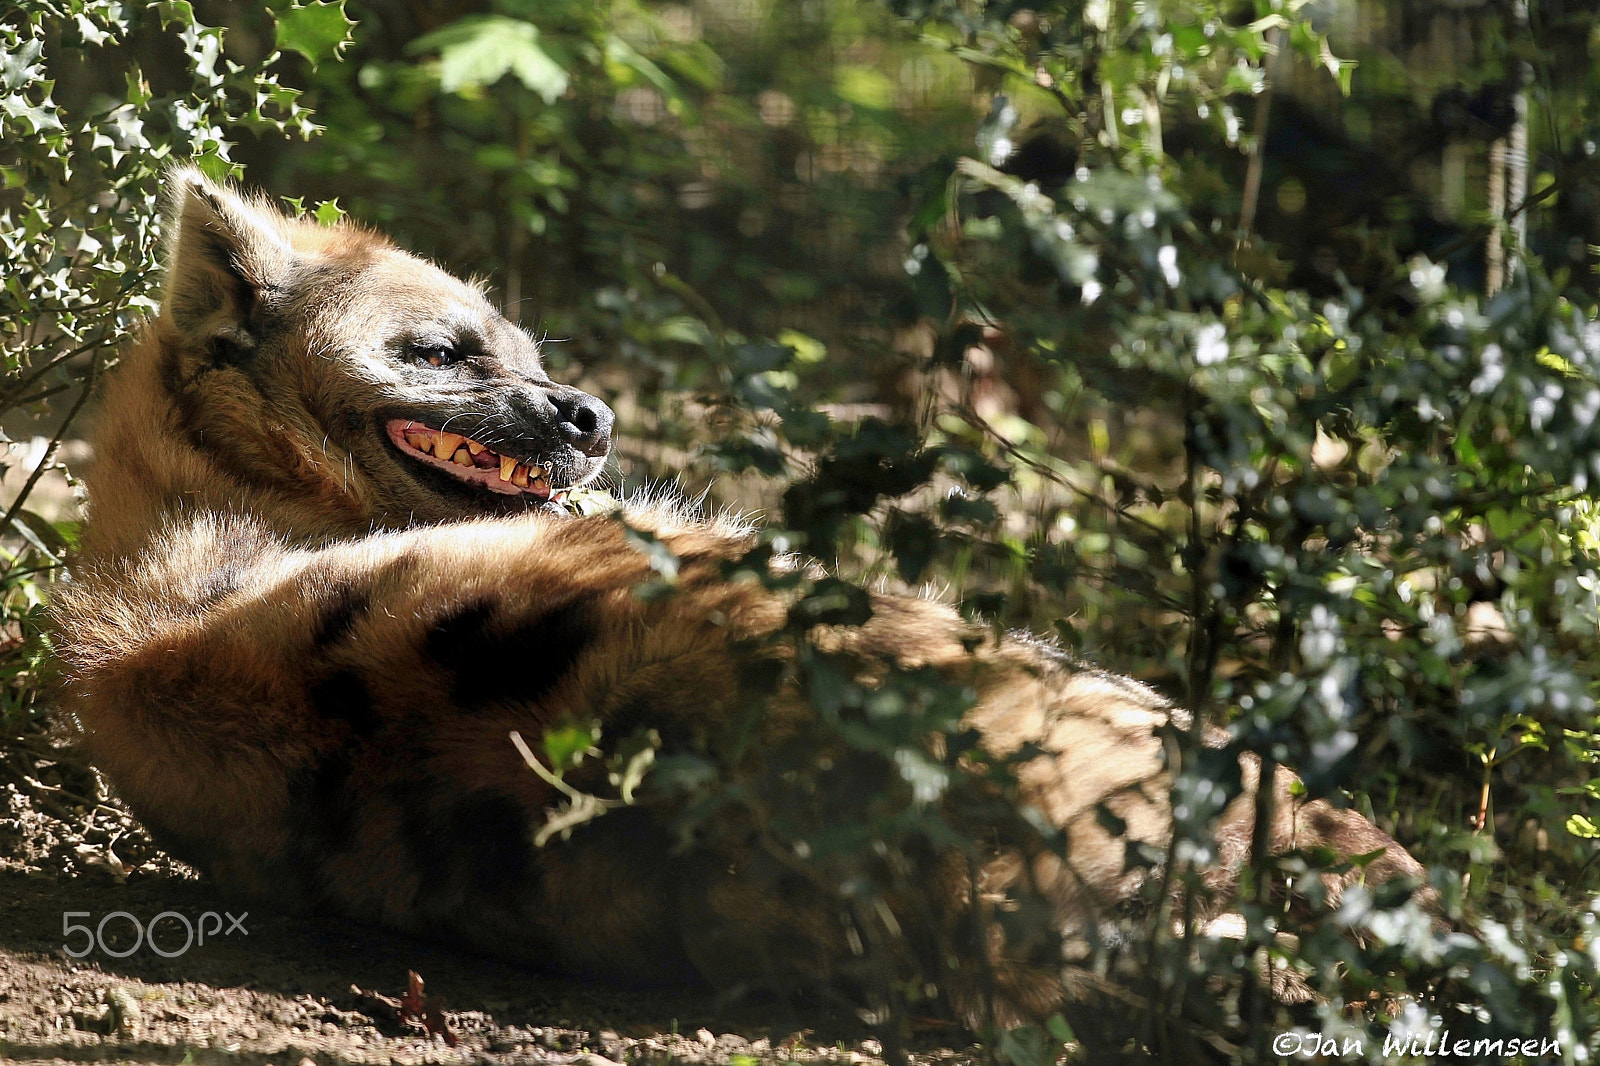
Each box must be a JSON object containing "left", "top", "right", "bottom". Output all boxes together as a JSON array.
[{"left": 53, "top": 170, "right": 1429, "bottom": 1031}]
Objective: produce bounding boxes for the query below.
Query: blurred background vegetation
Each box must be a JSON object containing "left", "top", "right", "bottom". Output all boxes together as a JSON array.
[{"left": 5, "top": 0, "right": 1600, "bottom": 1061}]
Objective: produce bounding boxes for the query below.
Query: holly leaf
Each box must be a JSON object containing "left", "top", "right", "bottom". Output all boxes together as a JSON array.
[
  {"left": 275, "top": 0, "right": 355, "bottom": 70},
  {"left": 313, "top": 198, "right": 345, "bottom": 226}
]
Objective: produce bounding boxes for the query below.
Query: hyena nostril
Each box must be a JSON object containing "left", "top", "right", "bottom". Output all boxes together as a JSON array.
[
  {"left": 554, "top": 390, "right": 614, "bottom": 457},
  {"left": 571, "top": 403, "right": 597, "bottom": 435}
]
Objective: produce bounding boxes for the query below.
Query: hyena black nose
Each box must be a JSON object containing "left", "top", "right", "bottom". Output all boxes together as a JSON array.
[{"left": 553, "top": 389, "right": 614, "bottom": 457}]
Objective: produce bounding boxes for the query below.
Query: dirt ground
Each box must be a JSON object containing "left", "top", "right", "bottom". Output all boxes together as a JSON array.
[{"left": 0, "top": 725, "right": 983, "bottom": 1066}]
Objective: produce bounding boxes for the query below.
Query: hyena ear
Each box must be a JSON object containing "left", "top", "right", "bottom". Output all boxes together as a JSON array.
[{"left": 161, "top": 167, "right": 294, "bottom": 362}]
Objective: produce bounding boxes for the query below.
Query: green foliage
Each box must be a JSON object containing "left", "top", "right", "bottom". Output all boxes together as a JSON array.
[
  {"left": 273, "top": 0, "right": 356, "bottom": 70},
  {"left": 11, "top": 0, "right": 1600, "bottom": 1060}
]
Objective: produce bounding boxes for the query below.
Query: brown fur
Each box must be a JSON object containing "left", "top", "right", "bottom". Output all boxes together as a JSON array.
[{"left": 53, "top": 170, "right": 1428, "bottom": 1034}]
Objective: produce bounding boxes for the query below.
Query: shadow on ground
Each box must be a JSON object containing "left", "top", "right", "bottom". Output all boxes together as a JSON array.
[{"left": 0, "top": 866, "right": 952, "bottom": 1066}]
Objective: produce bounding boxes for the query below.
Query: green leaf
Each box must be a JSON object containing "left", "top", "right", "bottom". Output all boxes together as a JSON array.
[
  {"left": 654, "top": 315, "right": 712, "bottom": 347},
  {"left": 156, "top": 1, "right": 198, "bottom": 30},
  {"left": 193, "top": 153, "right": 236, "bottom": 182},
  {"left": 777, "top": 328, "right": 826, "bottom": 364},
  {"left": 1567, "top": 813, "right": 1600, "bottom": 839},
  {"left": 542, "top": 720, "right": 600, "bottom": 773},
  {"left": 835, "top": 65, "right": 894, "bottom": 110},
  {"left": 313, "top": 198, "right": 345, "bottom": 226},
  {"left": 998, "top": 1024, "right": 1060, "bottom": 1066},
  {"left": 9, "top": 509, "right": 67, "bottom": 561},
  {"left": 409, "top": 15, "right": 569, "bottom": 104},
  {"left": 604, "top": 34, "right": 687, "bottom": 105},
  {"left": 1320, "top": 39, "right": 1356, "bottom": 96},
  {"left": 274, "top": 0, "right": 356, "bottom": 70}
]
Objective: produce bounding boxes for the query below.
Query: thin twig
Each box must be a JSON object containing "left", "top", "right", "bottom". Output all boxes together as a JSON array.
[
  {"left": 0, "top": 350, "right": 103, "bottom": 541},
  {"left": 508, "top": 730, "right": 590, "bottom": 804},
  {"left": 0, "top": 332, "right": 108, "bottom": 410},
  {"left": 1429, "top": 162, "right": 1591, "bottom": 268},
  {"left": 951, "top": 402, "right": 1172, "bottom": 540},
  {"left": 1238, "top": 27, "right": 1285, "bottom": 244}
]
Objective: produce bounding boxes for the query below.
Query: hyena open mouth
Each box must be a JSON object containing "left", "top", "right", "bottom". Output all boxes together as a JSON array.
[{"left": 385, "top": 419, "right": 567, "bottom": 502}]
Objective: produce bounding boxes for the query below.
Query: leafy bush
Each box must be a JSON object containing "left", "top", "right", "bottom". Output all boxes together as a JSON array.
[{"left": 8, "top": 0, "right": 1600, "bottom": 1061}]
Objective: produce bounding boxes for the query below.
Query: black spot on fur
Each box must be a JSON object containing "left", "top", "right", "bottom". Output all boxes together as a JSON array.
[
  {"left": 303, "top": 746, "right": 361, "bottom": 844},
  {"left": 605, "top": 695, "right": 655, "bottom": 737},
  {"left": 405, "top": 786, "right": 534, "bottom": 907},
  {"left": 456, "top": 790, "right": 533, "bottom": 895},
  {"left": 277, "top": 742, "right": 366, "bottom": 904},
  {"left": 309, "top": 668, "right": 380, "bottom": 736},
  {"left": 424, "top": 598, "right": 495, "bottom": 666},
  {"left": 426, "top": 598, "right": 594, "bottom": 710},
  {"left": 374, "top": 549, "right": 422, "bottom": 587},
  {"left": 1308, "top": 807, "right": 1342, "bottom": 838},
  {"left": 605, "top": 694, "right": 693, "bottom": 752},
  {"left": 312, "top": 585, "right": 372, "bottom": 649}
]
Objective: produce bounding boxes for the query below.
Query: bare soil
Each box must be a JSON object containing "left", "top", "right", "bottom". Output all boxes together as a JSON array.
[{"left": 0, "top": 726, "right": 981, "bottom": 1066}]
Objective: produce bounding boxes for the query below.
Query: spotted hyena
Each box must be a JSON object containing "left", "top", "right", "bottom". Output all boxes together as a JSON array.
[{"left": 51, "top": 169, "right": 1430, "bottom": 1039}]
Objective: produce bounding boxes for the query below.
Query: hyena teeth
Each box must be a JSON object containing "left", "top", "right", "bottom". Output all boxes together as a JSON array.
[
  {"left": 465, "top": 440, "right": 485, "bottom": 456},
  {"left": 527, "top": 463, "right": 545, "bottom": 478},
  {"left": 531, "top": 475, "right": 549, "bottom": 493},
  {"left": 499, "top": 455, "right": 517, "bottom": 482},
  {"left": 405, "top": 431, "right": 430, "bottom": 451},
  {"left": 511, "top": 464, "right": 530, "bottom": 489},
  {"left": 438, "top": 432, "right": 464, "bottom": 456},
  {"left": 452, "top": 449, "right": 471, "bottom": 466}
]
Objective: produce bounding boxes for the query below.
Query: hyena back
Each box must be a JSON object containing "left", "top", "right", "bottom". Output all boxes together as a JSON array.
[{"left": 52, "top": 170, "right": 1427, "bottom": 1027}]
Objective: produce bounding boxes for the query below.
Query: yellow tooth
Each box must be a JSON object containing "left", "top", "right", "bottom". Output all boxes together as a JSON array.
[
  {"left": 438, "top": 432, "right": 464, "bottom": 455},
  {"left": 499, "top": 455, "right": 517, "bottom": 481},
  {"left": 511, "top": 464, "right": 529, "bottom": 488},
  {"left": 405, "top": 432, "right": 429, "bottom": 451},
  {"left": 452, "top": 449, "right": 471, "bottom": 466},
  {"left": 466, "top": 440, "right": 485, "bottom": 456},
  {"left": 530, "top": 475, "right": 549, "bottom": 492},
  {"left": 526, "top": 463, "right": 545, "bottom": 477}
]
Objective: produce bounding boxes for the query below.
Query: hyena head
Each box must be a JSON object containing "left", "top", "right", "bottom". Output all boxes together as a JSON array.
[{"left": 152, "top": 167, "right": 613, "bottom": 527}]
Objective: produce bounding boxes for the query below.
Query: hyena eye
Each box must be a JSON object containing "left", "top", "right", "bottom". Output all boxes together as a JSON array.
[{"left": 412, "top": 344, "right": 460, "bottom": 369}]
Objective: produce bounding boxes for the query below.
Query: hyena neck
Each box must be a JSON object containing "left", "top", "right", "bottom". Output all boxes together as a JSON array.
[{"left": 79, "top": 328, "right": 366, "bottom": 564}]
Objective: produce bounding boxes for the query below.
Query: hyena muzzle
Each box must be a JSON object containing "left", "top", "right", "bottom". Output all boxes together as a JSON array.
[{"left": 51, "top": 169, "right": 1432, "bottom": 1040}]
